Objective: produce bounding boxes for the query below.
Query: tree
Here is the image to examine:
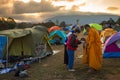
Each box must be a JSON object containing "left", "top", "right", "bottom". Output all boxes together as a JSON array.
[
  {"left": 59, "top": 21, "right": 66, "bottom": 27},
  {"left": 0, "top": 17, "right": 9, "bottom": 31},
  {"left": 6, "top": 17, "right": 16, "bottom": 29},
  {"left": 116, "top": 17, "right": 120, "bottom": 25},
  {"left": 55, "top": 19, "right": 59, "bottom": 25},
  {"left": 76, "top": 19, "right": 79, "bottom": 25},
  {"left": 16, "top": 22, "right": 33, "bottom": 29},
  {"left": 107, "top": 18, "right": 115, "bottom": 25},
  {"left": 39, "top": 21, "right": 55, "bottom": 28}
]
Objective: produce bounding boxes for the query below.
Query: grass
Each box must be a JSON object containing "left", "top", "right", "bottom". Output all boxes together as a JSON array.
[{"left": 0, "top": 44, "right": 120, "bottom": 80}]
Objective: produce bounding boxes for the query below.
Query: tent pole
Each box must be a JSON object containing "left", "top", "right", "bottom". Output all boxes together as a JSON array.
[{"left": 6, "top": 36, "right": 8, "bottom": 68}]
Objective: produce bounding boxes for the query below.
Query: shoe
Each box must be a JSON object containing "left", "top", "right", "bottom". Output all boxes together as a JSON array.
[{"left": 68, "top": 69, "right": 75, "bottom": 72}]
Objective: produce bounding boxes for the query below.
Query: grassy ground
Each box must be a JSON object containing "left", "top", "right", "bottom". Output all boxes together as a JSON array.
[{"left": 0, "top": 44, "right": 120, "bottom": 80}]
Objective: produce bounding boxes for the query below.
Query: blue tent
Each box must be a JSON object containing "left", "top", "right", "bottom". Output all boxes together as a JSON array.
[
  {"left": 48, "top": 30, "right": 66, "bottom": 44},
  {"left": 63, "top": 26, "right": 71, "bottom": 31},
  {"left": 0, "top": 35, "right": 7, "bottom": 59}
]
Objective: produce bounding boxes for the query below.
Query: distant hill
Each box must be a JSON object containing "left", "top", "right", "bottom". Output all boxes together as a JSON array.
[{"left": 45, "top": 11, "right": 120, "bottom": 25}]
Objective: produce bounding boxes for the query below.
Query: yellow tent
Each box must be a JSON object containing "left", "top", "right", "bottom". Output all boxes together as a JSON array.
[{"left": 100, "top": 28, "right": 117, "bottom": 43}]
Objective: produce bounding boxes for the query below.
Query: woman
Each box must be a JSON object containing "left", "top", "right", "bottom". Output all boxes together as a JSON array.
[{"left": 66, "top": 28, "right": 81, "bottom": 71}]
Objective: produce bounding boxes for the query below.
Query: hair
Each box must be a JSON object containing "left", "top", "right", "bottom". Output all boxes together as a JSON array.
[
  {"left": 84, "top": 24, "right": 90, "bottom": 29},
  {"left": 74, "top": 28, "right": 80, "bottom": 33},
  {"left": 108, "top": 26, "right": 112, "bottom": 28}
]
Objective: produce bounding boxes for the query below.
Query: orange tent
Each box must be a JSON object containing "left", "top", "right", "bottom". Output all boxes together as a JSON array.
[{"left": 48, "top": 26, "right": 61, "bottom": 33}]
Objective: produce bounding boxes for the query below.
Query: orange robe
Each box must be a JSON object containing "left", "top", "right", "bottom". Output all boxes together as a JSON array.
[{"left": 82, "top": 28, "right": 102, "bottom": 70}]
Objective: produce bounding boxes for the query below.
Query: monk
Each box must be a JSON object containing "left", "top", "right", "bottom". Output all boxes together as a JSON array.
[{"left": 82, "top": 24, "right": 102, "bottom": 71}]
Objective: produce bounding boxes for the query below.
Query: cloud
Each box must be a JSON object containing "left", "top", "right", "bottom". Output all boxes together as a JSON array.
[
  {"left": 67, "top": 0, "right": 74, "bottom": 2},
  {"left": 79, "top": 2, "right": 86, "bottom": 6},
  {"left": 0, "top": 0, "right": 13, "bottom": 14},
  {"left": 71, "top": 5, "right": 79, "bottom": 11},
  {"left": 107, "top": 7, "right": 119, "bottom": 11},
  {"left": 13, "top": 0, "right": 60, "bottom": 14}
]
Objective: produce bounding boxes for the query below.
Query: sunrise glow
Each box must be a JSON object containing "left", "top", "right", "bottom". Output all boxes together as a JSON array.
[
  {"left": 33, "top": 0, "right": 41, "bottom": 3},
  {"left": 80, "top": 6, "right": 106, "bottom": 13},
  {"left": 51, "top": 0, "right": 85, "bottom": 10},
  {"left": 21, "top": 0, "right": 30, "bottom": 3},
  {"left": 22, "top": 13, "right": 40, "bottom": 17},
  {"left": 16, "top": 0, "right": 41, "bottom": 3}
]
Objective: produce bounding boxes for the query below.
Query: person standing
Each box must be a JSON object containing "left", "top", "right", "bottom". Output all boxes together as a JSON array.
[
  {"left": 64, "top": 30, "right": 74, "bottom": 65},
  {"left": 64, "top": 25, "right": 77, "bottom": 65},
  {"left": 66, "top": 28, "right": 81, "bottom": 71},
  {"left": 82, "top": 24, "right": 102, "bottom": 71}
]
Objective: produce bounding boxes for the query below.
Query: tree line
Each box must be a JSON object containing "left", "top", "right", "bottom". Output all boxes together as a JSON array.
[{"left": 0, "top": 16, "right": 120, "bottom": 31}]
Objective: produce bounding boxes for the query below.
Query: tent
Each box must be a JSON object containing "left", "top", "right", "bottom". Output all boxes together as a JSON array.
[
  {"left": 83, "top": 23, "right": 102, "bottom": 34},
  {"left": 103, "top": 32, "right": 120, "bottom": 58},
  {"left": 0, "top": 35, "right": 7, "bottom": 59},
  {"left": 48, "top": 30, "right": 66, "bottom": 44},
  {"left": 48, "top": 26, "right": 61, "bottom": 33},
  {"left": 100, "top": 28, "right": 117, "bottom": 43},
  {"left": 63, "top": 26, "right": 71, "bottom": 31},
  {"left": 0, "top": 26, "right": 53, "bottom": 60},
  {"left": 89, "top": 23, "right": 102, "bottom": 31},
  {"left": 26, "top": 26, "right": 53, "bottom": 58}
]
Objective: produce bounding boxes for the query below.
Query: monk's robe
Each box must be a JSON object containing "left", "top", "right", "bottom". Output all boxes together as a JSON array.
[{"left": 82, "top": 28, "right": 102, "bottom": 70}]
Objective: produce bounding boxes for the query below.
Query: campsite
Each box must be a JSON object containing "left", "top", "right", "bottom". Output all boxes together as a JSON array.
[
  {"left": 0, "top": 20, "right": 120, "bottom": 80},
  {"left": 0, "top": 0, "right": 120, "bottom": 79},
  {"left": 0, "top": 16, "right": 120, "bottom": 80},
  {"left": 0, "top": 38, "right": 120, "bottom": 80}
]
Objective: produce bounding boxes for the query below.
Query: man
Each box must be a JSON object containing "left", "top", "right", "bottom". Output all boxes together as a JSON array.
[{"left": 82, "top": 24, "right": 102, "bottom": 71}]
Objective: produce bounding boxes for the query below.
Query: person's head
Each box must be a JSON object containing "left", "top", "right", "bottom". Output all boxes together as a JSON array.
[
  {"left": 108, "top": 25, "right": 112, "bottom": 28},
  {"left": 84, "top": 24, "right": 90, "bottom": 32},
  {"left": 74, "top": 28, "right": 80, "bottom": 36}
]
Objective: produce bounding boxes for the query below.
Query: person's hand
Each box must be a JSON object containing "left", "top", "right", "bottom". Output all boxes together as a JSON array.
[
  {"left": 83, "top": 43, "right": 86, "bottom": 48},
  {"left": 80, "top": 38, "right": 86, "bottom": 42}
]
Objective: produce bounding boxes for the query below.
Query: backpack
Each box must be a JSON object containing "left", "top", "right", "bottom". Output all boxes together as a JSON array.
[{"left": 66, "top": 34, "right": 78, "bottom": 50}]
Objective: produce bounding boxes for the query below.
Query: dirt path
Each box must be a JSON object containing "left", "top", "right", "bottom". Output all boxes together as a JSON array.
[{"left": 0, "top": 44, "right": 120, "bottom": 80}]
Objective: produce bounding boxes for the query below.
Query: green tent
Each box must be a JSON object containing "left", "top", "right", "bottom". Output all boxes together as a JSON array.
[
  {"left": 83, "top": 23, "right": 102, "bottom": 33},
  {"left": 89, "top": 23, "right": 102, "bottom": 31},
  {"left": 0, "top": 26, "right": 53, "bottom": 58}
]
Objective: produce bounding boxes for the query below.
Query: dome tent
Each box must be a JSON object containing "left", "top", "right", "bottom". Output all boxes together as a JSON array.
[
  {"left": 100, "top": 28, "right": 117, "bottom": 43},
  {"left": 48, "top": 26, "right": 61, "bottom": 33},
  {"left": 0, "top": 26, "right": 53, "bottom": 61},
  {"left": 48, "top": 30, "right": 66, "bottom": 44},
  {"left": 103, "top": 32, "right": 120, "bottom": 58}
]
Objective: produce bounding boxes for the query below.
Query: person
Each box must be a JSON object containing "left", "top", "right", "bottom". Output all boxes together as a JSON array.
[
  {"left": 64, "top": 25, "right": 77, "bottom": 65},
  {"left": 66, "top": 28, "right": 81, "bottom": 71},
  {"left": 82, "top": 24, "right": 102, "bottom": 72},
  {"left": 64, "top": 29, "right": 74, "bottom": 65},
  {"left": 64, "top": 24, "right": 79, "bottom": 65}
]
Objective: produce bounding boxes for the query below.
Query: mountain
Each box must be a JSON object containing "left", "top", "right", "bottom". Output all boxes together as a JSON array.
[{"left": 45, "top": 11, "right": 120, "bottom": 25}]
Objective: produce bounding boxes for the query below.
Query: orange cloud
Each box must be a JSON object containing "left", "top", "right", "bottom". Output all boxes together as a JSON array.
[
  {"left": 0, "top": 0, "right": 13, "bottom": 14},
  {"left": 79, "top": 2, "right": 86, "bottom": 6},
  {"left": 71, "top": 5, "right": 79, "bottom": 10},
  {"left": 67, "top": 0, "right": 74, "bottom": 2},
  {"left": 107, "top": 7, "right": 119, "bottom": 11}
]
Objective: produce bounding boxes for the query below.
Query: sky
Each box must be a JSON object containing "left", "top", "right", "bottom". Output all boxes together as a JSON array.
[{"left": 0, "top": 0, "right": 120, "bottom": 23}]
